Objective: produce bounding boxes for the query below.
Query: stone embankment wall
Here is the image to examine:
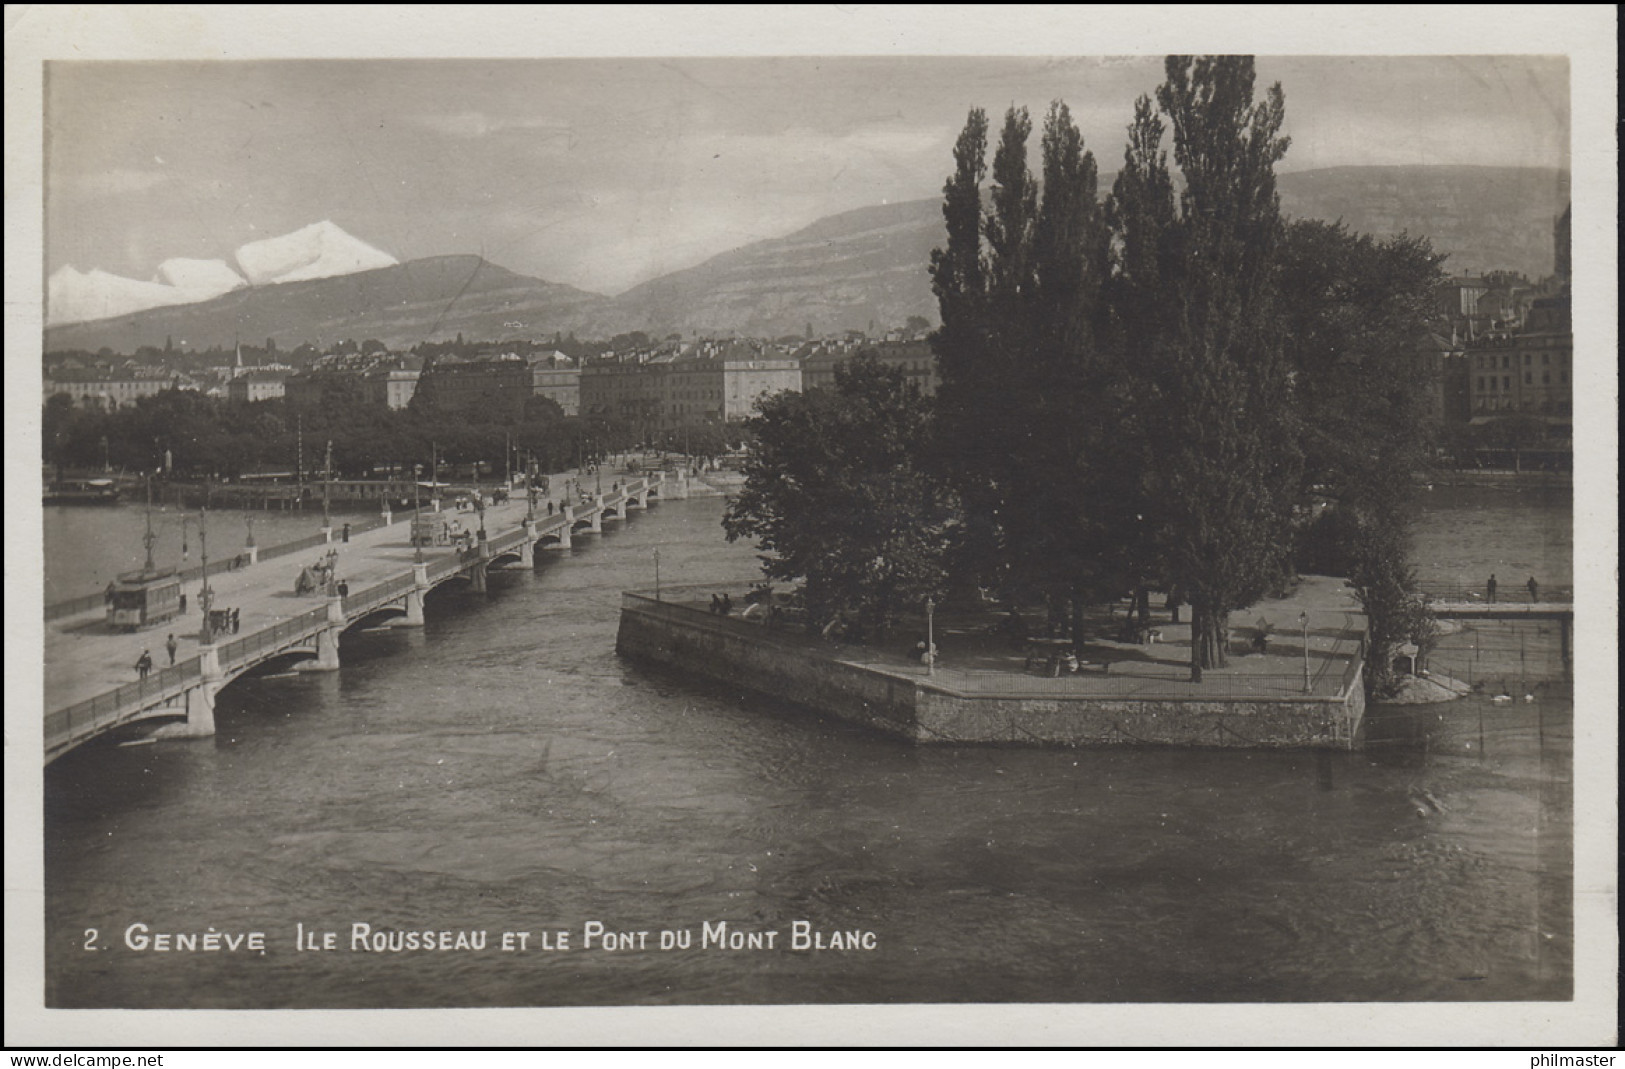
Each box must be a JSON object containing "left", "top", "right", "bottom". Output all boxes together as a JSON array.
[{"left": 617, "top": 594, "right": 1366, "bottom": 750}]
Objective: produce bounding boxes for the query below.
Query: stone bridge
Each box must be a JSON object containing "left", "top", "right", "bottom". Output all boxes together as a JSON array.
[{"left": 44, "top": 472, "right": 681, "bottom": 763}]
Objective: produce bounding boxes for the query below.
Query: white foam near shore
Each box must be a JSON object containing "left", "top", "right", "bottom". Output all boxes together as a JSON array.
[{"left": 1385, "top": 671, "right": 1472, "bottom": 705}]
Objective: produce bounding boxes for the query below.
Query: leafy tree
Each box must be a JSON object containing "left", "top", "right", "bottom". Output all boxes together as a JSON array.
[
  {"left": 723, "top": 355, "right": 956, "bottom": 642},
  {"left": 1276, "top": 221, "right": 1446, "bottom": 692}
]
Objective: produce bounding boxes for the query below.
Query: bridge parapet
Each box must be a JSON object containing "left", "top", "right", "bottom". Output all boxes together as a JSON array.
[{"left": 46, "top": 658, "right": 204, "bottom": 761}]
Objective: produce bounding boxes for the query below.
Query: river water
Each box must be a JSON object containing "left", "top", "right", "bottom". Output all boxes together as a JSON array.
[{"left": 42, "top": 488, "right": 1573, "bottom": 1006}]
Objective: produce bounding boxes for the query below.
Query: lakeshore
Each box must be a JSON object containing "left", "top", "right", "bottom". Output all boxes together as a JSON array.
[{"left": 618, "top": 575, "right": 1368, "bottom": 750}]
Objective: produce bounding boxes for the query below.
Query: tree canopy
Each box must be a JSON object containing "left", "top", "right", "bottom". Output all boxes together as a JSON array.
[{"left": 722, "top": 354, "right": 956, "bottom": 641}]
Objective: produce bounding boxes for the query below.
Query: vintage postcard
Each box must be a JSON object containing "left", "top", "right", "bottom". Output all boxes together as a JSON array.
[{"left": 5, "top": 5, "right": 1617, "bottom": 1048}]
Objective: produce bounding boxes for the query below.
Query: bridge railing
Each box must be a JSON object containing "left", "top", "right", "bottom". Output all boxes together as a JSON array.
[
  {"left": 254, "top": 531, "right": 332, "bottom": 564},
  {"left": 216, "top": 607, "right": 331, "bottom": 667},
  {"left": 1418, "top": 579, "right": 1572, "bottom": 604},
  {"left": 342, "top": 573, "right": 417, "bottom": 615},
  {"left": 44, "top": 592, "right": 109, "bottom": 622},
  {"left": 47, "top": 657, "right": 204, "bottom": 753}
]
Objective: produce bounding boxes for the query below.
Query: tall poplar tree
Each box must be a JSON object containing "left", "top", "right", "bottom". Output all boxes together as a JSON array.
[
  {"left": 931, "top": 103, "right": 1111, "bottom": 616},
  {"left": 1110, "top": 56, "right": 1298, "bottom": 681},
  {"left": 928, "top": 108, "right": 998, "bottom": 584}
]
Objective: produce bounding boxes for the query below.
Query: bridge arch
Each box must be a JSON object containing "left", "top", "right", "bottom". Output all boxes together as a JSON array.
[{"left": 345, "top": 606, "right": 408, "bottom": 633}]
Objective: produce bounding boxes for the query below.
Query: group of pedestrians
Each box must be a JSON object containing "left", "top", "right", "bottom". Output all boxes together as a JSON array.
[{"left": 1485, "top": 574, "right": 1540, "bottom": 603}]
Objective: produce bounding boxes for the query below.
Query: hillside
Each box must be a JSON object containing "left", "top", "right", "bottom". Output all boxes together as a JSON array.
[
  {"left": 607, "top": 200, "right": 945, "bottom": 338},
  {"left": 606, "top": 165, "right": 1568, "bottom": 337},
  {"left": 45, "top": 165, "right": 1570, "bottom": 351},
  {"left": 44, "top": 255, "right": 611, "bottom": 354},
  {"left": 1276, "top": 165, "right": 1569, "bottom": 279}
]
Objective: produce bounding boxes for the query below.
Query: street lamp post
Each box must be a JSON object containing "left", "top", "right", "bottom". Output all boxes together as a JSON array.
[
  {"left": 430, "top": 441, "right": 440, "bottom": 511},
  {"left": 412, "top": 464, "right": 424, "bottom": 564},
  {"left": 654, "top": 548, "right": 661, "bottom": 601},
  {"left": 1300, "top": 611, "right": 1310, "bottom": 694},
  {"left": 141, "top": 475, "right": 157, "bottom": 572},
  {"left": 198, "top": 508, "right": 214, "bottom": 645},
  {"left": 322, "top": 440, "right": 333, "bottom": 531},
  {"left": 926, "top": 596, "right": 936, "bottom": 677}
]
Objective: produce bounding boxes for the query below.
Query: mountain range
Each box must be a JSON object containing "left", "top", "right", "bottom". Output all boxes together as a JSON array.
[
  {"left": 44, "top": 165, "right": 1569, "bottom": 354},
  {"left": 46, "top": 221, "right": 399, "bottom": 327}
]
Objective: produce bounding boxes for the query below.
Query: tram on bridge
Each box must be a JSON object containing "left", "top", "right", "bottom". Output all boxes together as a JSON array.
[{"left": 107, "top": 567, "right": 182, "bottom": 631}]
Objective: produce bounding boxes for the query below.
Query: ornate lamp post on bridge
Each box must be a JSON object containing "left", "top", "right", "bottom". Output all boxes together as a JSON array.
[
  {"left": 430, "top": 441, "right": 441, "bottom": 512},
  {"left": 322, "top": 439, "right": 333, "bottom": 533},
  {"left": 653, "top": 548, "right": 661, "bottom": 601},
  {"left": 197, "top": 508, "right": 214, "bottom": 645},
  {"left": 412, "top": 463, "right": 424, "bottom": 565},
  {"left": 526, "top": 457, "right": 539, "bottom": 523},
  {"left": 141, "top": 475, "right": 157, "bottom": 572}
]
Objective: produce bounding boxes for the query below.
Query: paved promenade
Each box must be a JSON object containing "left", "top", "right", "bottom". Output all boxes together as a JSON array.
[{"left": 44, "top": 473, "right": 604, "bottom": 716}]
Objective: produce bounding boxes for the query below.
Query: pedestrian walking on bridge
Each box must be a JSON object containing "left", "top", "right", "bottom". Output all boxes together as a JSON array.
[
  {"left": 135, "top": 650, "right": 153, "bottom": 679},
  {"left": 1527, "top": 576, "right": 1538, "bottom": 603},
  {"left": 1487, "top": 574, "right": 1498, "bottom": 603},
  {"left": 165, "top": 634, "right": 178, "bottom": 665}
]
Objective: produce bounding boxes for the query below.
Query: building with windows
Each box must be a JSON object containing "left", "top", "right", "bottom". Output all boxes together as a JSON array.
[
  {"left": 1414, "top": 330, "right": 1470, "bottom": 426},
  {"left": 363, "top": 365, "right": 421, "bottom": 410},
  {"left": 43, "top": 368, "right": 172, "bottom": 409},
  {"left": 529, "top": 352, "right": 580, "bottom": 416},
  {"left": 801, "top": 340, "right": 938, "bottom": 396},
  {"left": 580, "top": 359, "right": 661, "bottom": 426},
  {"left": 227, "top": 369, "right": 291, "bottom": 403},
  {"left": 413, "top": 354, "right": 532, "bottom": 419},
  {"left": 1467, "top": 294, "right": 1571, "bottom": 425},
  {"left": 580, "top": 347, "right": 801, "bottom": 436},
  {"left": 660, "top": 355, "right": 801, "bottom": 432}
]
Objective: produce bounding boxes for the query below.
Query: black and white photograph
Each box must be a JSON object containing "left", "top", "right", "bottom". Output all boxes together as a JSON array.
[{"left": 6, "top": 5, "right": 1616, "bottom": 1048}]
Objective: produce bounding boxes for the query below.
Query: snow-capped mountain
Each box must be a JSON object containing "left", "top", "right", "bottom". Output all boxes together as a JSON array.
[
  {"left": 46, "top": 221, "right": 397, "bottom": 326},
  {"left": 47, "top": 266, "right": 192, "bottom": 327},
  {"left": 156, "top": 257, "right": 247, "bottom": 301},
  {"left": 235, "top": 221, "right": 398, "bottom": 286}
]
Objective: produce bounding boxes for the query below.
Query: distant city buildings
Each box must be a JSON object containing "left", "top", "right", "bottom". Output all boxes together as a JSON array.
[{"left": 1427, "top": 200, "right": 1572, "bottom": 443}]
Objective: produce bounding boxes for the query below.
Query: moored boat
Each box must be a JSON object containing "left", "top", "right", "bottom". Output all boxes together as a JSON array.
[{"left": 44, "top": 478, "right": 121, "bottom": 505}]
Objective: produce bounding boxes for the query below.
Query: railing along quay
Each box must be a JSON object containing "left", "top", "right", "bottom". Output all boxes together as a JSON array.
[
  {"left": 1417, "top": 579, "right": 1573, "bottom": 604},
  {"left": 625, "top": 593, "right": 1368, "bottom": 702}
]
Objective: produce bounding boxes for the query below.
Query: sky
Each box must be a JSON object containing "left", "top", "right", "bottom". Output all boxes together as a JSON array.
[{"left": 45, "top": 54, "right": 1569, "bottom": 296}]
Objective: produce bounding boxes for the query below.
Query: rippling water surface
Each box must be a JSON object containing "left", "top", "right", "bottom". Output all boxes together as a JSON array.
[{"left": 43, "top": 491, "right": 1572, "bottom": 1006}]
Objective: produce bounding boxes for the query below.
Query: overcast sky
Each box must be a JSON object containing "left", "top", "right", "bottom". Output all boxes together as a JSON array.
[{"left": 45, "top": 55, "right": 1569, "bottom": 296}]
